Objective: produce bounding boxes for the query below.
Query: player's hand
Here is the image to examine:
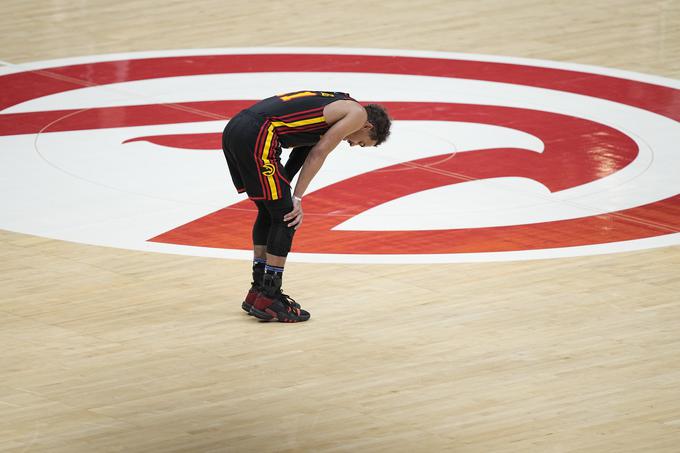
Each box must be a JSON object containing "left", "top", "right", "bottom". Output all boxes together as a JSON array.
[{"left": 284, "top": 196, "right": 303, "bottom": 229}]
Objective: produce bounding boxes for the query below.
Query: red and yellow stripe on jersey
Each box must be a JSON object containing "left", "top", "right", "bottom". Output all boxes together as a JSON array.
[{"left": 254, "top": 107, "right": 328, "bottom": 200}]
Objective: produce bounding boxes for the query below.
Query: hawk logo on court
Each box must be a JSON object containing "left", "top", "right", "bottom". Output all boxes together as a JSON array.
[
  {"left": 260, "top": 163, "right": 276, "bottom": 177},
  {"left": 0, "top": 48, "right": 678, "bottom": 263}
]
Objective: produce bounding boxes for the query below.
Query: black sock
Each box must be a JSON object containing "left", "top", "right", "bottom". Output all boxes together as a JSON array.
[
  {"left": 252, "top": 257, "right": 266, "bottom": 285},
  {"left": 253, "top": 257, "right": 266, "bottom": 272},
  {"left": 262, "top": 265, "right": 284, "bottom": 297}
]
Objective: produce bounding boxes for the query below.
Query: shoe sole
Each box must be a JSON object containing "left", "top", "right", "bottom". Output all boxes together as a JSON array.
[{"left": 249, "top": 306, "right": 310, "bottom": 323}]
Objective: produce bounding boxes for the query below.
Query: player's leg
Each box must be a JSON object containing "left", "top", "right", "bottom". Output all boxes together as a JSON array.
[
  {"left": 246, "top": 145, "right": 308, "bottom": 305},
  {"left": 222, "top": 113, "right": 276, "bottom": 313},
  {"left": 227, "top": 114, "right": 308, "bottom": 322},
  {"left": 223, "top": 117, "right": 261, "bottom": 312},
  {"left": 250, "top": 194, "right": 309, "bottom": 323},
  {"left": 241, "top": 201, "right": 270, "bottom": 313}
]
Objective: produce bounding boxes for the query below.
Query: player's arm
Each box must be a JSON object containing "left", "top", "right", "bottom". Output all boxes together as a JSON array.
[
  {"left": 283, "top": 103, "right": 367, "bottom": 228},
  {"left": 292, "top": 103, "right": 366, "bottom": 198}
]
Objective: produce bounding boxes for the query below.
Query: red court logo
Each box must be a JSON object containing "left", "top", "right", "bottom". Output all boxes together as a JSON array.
[{"left": 0, "top": 49, "right": 678, "bottom": 263}]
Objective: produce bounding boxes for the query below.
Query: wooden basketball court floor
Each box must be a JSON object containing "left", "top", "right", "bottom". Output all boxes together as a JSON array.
[{"left": 1, "top": 1, "right": 680, "bottom": 452}]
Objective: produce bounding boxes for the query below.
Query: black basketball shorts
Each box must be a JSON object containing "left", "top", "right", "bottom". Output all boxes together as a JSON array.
[{"left": 222, "top": 110, "right": 292, "bottom": 201}]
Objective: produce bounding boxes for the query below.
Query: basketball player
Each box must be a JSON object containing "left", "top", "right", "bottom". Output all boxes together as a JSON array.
[{"left": 221, "top": 91, "right": 391, "bottom": 323}]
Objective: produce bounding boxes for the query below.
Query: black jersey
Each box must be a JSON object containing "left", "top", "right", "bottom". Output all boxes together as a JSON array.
[
  {"left": 222, "top": 90, "right": 356, "bottom": 201},
  {"left": 246, "top": 90, "right": 355, "bottom": 148}
]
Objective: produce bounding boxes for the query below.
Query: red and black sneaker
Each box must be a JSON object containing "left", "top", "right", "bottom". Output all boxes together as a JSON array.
[
  {"left": 249, "top": 291, "right": 310, "bottom": 323},
  {"left": 241, "top": 283, "right": 301, "bottom": 314}
]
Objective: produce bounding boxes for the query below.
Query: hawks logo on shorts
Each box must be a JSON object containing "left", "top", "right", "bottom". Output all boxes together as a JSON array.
[{"left": 260, "top": 163, "right": 275, "bottom": 176}]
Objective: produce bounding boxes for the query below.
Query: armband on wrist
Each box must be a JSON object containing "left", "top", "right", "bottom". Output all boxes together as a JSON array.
[{"left": 293, "top": 195, "right": 302, "bottom": 202}]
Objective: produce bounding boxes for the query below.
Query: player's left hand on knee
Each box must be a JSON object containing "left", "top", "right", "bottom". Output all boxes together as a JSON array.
[{"left": 284, "top": 196, "right": 304, "bottom": 229}]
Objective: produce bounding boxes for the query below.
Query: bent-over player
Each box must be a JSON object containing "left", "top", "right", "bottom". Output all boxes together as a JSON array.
[{"left": 222, "top": 90, "right": 391, "bottom": 323}]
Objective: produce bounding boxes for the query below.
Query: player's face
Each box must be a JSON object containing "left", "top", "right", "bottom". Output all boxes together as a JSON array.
[{"left": 345, "top": 124, "right": 377, "bottom": 148}]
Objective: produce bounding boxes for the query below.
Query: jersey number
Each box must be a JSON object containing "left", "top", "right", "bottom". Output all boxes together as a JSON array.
[{"left": 278, "top": 91, "right": 335, "bottom": 101}]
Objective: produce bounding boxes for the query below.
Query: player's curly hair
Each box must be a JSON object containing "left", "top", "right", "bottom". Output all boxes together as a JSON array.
[{"left": 365, "top": 104, "right": 391, "bottom": 146}]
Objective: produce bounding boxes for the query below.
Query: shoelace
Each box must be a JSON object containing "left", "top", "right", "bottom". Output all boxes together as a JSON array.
[{"left": 279, "top": 291, "right": 299, "bottom": 308}]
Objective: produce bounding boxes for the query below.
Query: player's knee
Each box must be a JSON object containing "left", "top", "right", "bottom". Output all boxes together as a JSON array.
[
  {"left": 261, "top": 198, "right": 296, "bottom": 256},
  {"left": 267, "top": 218, "right": 296, "bottom": 256}
]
